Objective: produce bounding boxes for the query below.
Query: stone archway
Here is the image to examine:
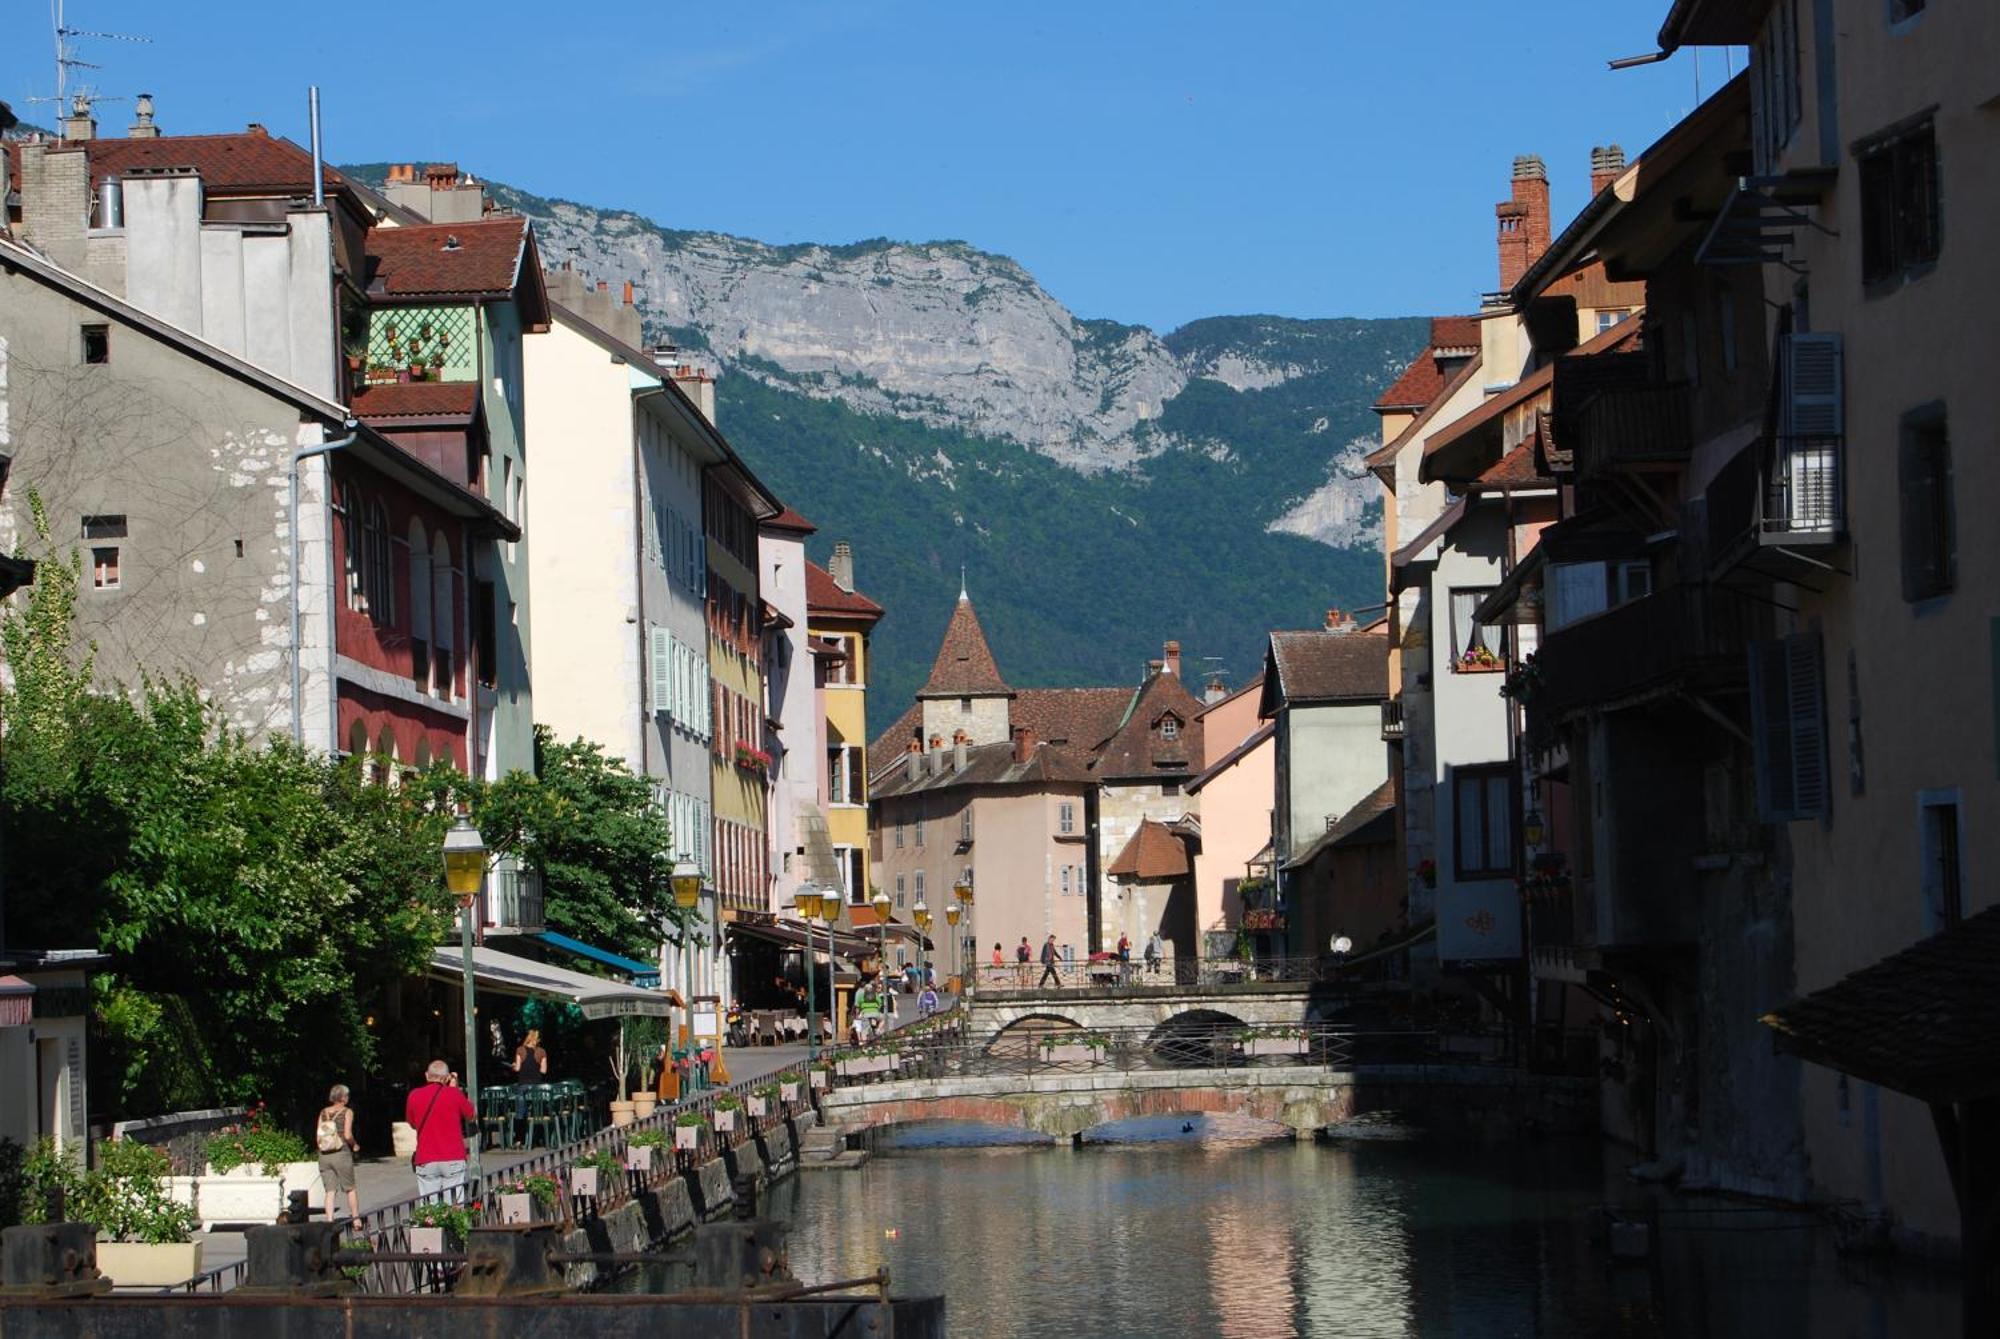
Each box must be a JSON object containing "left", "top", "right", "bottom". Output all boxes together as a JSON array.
[
  {"left": 1145, "top": 1008, "right": 1248, "bottom": 1069},
  {"left": 984, "top": 1012, "right": 1087, "bottom": 1058}
]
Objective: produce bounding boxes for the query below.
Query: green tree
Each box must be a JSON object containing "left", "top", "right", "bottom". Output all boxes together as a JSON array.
[{"left": 473, "top": 727, "right": 676, "bottom": 961}]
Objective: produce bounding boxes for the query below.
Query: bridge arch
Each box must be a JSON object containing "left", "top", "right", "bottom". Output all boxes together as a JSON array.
[
  {"left": 1146, "top": 1008, "right": 1248, "bottom": 1068},
  {"left": 985, "top": 1012, "right": 1087, "bottom": 1056}
]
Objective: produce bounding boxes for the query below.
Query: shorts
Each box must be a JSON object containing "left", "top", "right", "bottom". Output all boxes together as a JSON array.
[{"left": 319, "top": 1149, "right": 356, "bottom": 1194}]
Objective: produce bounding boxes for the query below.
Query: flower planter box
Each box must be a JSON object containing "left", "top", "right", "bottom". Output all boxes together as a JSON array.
[
  {"left": 194, "top": 1173, "right": 284, "bottom": 1227},
  {"left": 1042, "top": 1045, "right": 1104, "bottom": 1065},
  {"left": 674, "top": 1125, "right": 702, "bottom": 1151},
  {"left": 97, "top": 1241, "right": 202, "bottom": 1290},
  {"left": 713, "top": 1110, "right": 736, "bottom": 1133},
  {"left": 569, "top": 1167, "right": 599, "bottom": 1199},
  {"left": 810, "top": 1070, "right": 829, "bottom": 1090},
  {"left": 747, "top": 1097, "right": 769, "bottom": 1118},
  {"left": 781, "top": 1082, "right": 802, "bottom": 1104},
  {"left": 1243, "top": 1038, "right": 1310, "bottom": 1057},
  {"left": 626, "top": 1145, "right": 653, "bottom": 1173},
  {"left": 408, "top": 1226, "right": 446, "bottom": 1256},
  {"left": 499, "top": 1192, "right": 536, "bottom": 1225}
]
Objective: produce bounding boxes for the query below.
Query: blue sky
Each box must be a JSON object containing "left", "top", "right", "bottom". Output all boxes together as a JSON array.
[{"left": 3, "top": 1, "right": 1730, "bottom": 331}]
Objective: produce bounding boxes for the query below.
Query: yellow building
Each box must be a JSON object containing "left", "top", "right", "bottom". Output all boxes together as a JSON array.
[
  {"left": 702, "top": 460, "right": 779, "bottom": 930},
  {"left": 806, "top": 542, "right": 883, "bottom": 906}
]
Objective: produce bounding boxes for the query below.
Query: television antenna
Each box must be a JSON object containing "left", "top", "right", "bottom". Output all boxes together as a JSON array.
[{"left": 22, "top": 1, "right": 151, "bottom": 132}]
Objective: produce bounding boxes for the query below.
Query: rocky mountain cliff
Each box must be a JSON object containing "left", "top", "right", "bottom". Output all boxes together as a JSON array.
[{"left": 348, "top": 167, "right": 1426, "bottom": 730}]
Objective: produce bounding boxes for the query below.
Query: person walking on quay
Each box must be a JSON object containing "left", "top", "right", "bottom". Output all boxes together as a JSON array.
[
  {"left": 857, "top": 983, "right": 884, "bottom": 1039},
  {"left": 991, "top": 942, "right": 1004, "bottom": 988},
  {"left": 1016, "top": 936, "right": 1032, "bottom": 987},
  {"left": 1038, "top": 934, "right": 1062, "bottom": 988},
  {"left": 1117, "top": 932, "right": 1132, "bottom": 983},
  {"left": 1145, "top": 931, "right": 1163, "bottom": 977},
  {"left": 315, "top": 1084, "right": 361, "bottom": 1229},
  {"left": 405, "top": 1059, "right": 477, "bottom": 1201}
]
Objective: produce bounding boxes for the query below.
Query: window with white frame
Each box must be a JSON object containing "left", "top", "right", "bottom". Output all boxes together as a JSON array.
[
  {"left": 1058, "top": 801, "right": 1075, "bottom": 835},
  {"left": 1452, "top": 764, "right": 1512, "bottom": 880}
]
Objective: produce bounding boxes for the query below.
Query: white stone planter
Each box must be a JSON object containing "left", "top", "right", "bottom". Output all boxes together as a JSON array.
[
  {"left": 499, "top": 1192, "right": 535, "bottom": 1225},
  {"left": 164, "top": 1176, "right": 198, "bottom": 1212},
  {"left": 747, "top": 1097, "right": 769, "bottom": 1119},
  {"left": 97, "top": 1241, "right": 202, "bottom": 1290},
  {"left": 408, "top": 1226, "right": 445, "bottom": 1256},
  {"left": 1042, "top": 1045, "right": 1104, "bottom": 1065},
  {"left": 194, "top": 1173, "right": 284, "bottom": 1227},
  {"left": 674, "top": 1125, "right": 701, "bottom": 1151},
  {"left": 1243, "top": 1037, "right": 1309, "bottom": 1057},
  {"left": 781, "top": 1082, "right": 802, "bottom": 1103},
  {"left": 713, "top": 1109, "right": 736, "bottom": 1133},
  {"left": 626, "top": 1144, "right": 653, "bottom": 1172},
  {"left": 569, "top": 1167, "right": 599, "bottom": 1199}
]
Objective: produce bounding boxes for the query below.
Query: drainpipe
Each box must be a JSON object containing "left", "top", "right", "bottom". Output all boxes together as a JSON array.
[{"left": 290, "top": 421, "right": 360, "bottom": 746}]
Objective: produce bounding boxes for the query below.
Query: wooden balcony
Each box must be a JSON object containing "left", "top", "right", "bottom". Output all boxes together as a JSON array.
[
  {"left": 1524, "top": 583, "right": 1751, "bottom": 737},
  {"left": 1572, "top": 382, "right": 1694, "bottom": 483}
]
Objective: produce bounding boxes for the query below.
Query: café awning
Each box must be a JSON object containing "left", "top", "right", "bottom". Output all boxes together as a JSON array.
[
  {"left": 535, "top": 930, "right": 661, "bottom": 986},
  {"left": 726, "top": 917, "right": 877, "bottom": 962},
  {"left": 428, "top": 945, "right": 682, "bottom": 1020}
]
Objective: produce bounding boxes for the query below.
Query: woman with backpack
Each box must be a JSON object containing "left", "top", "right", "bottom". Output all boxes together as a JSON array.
[{"left": 316, "top": 1084, "right": 361, "bottom": 1229}]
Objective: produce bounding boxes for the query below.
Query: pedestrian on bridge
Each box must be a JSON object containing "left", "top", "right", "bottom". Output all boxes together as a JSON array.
[
  {"left": 1016, "top": 937, "right": 1032, "bottom": 987},
  {"left": 1145, "top": 931, "right": 1163, "bottom": 977},
  {"left": 1038, "top": 935, "right": 1061, "bottom": 988}
]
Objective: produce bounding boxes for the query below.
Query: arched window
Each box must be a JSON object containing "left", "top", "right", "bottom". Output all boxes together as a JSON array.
[
  {"left": 431, "top": 530, "right": 455, "bottom": 699},
  {"left": 347, "top": 719, "right": 368, "bottom": 759},
  {"left": 362, "top": 501, "right": 393, "bottom": 626},
  {"left": 340, "top": 485, "right": 364, "bottom": 612},
  {"left": 374, "top": 726, "right": 397, "bottom": 788},
  {"left": 413, "top": 737, "right": 432, "bottom": 772},
  {"left": 408, "top": 521, "right": 432, "bottom": 692}
]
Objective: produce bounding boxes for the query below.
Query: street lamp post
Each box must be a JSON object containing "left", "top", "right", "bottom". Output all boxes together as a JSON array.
[
  {"left": 792, "top": 885, "right": 822, "bottom": 1062},
  {"left": 944, "top": 902, "right": 962, "bottom": 993},
  {"left": 953, "top": 879, "right": 974, "bottom": 995},
  {"left": 912, "top": 898, "right": 930, "bottom": 978},
  {"left": 671, "top": 858, "right": 703, "bottom": 1092},
  {"left": 871, "top": 887, "right": 892, "bottom": 991},
  {"left": 441, "top": 816, "right": 487, "bottom": 1194}
]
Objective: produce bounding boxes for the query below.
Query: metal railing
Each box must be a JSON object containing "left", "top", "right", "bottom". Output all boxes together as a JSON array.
[
  {"left": 816, "top": 1020, "right": 1524, "bottom": 1085},
  {"left": 1380, "top": 698, "right": 1405, "bottom": 741},
  {"left": 971, "top": 954, "right": 1339, "bottom": 994},
  {"left": 485, "top": 860, "right": 543, "bottom": 933}
]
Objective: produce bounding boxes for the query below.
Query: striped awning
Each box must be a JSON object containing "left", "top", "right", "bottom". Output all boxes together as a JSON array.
[{"left": 0, "top": 975, "right": 32, "bottom": 1028}]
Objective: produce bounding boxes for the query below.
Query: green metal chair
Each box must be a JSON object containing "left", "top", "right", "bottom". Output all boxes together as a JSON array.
[
  {"left": 556, "top": 1079, "right": 588, "bottom": 1143},
  {"left": 519, "top": 1083, "right": 558, "bottom": 1150},
  {"left": 480, "top": 1085, "right": 515, "bottom": 1149}
]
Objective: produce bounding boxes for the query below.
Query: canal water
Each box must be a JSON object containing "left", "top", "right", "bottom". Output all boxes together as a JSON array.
[{"left": 752, "top": 1118, "right": 1959, "bottom": 1339}]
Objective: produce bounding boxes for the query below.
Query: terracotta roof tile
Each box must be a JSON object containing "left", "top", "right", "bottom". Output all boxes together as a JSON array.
[
  {"left": 1092, "top": 672, "right": 1206, "bottom": 779},
  {"left": 805, "top": 561, "right": 883, "bottom": 620},
  {"left": 1013, "top": 688, "right": 1133, "bottom": 754},
  {"left": 1470, "top": 441, "right": 1553, "bottom": 490},
  {"left": 917, "top": 596, "right": 1012, "bottom": 698},
  {"left": 1374, "top": 315, "right": 1482, "bottom": 411},
  {"left": 364, "top": 219, "right": 528, "bottom": 299},
  {"left": 1264, "top": 626, "right": 1388, "bottom": 705},
  {"left": 1107, "top": 819, "right": 1194, "bottom": 881},
  {"left": 763, "top": 505, "right": 817, "bottom": 535},
  {"left": 867, "top": 737, "right": 1093, "bottom": 800},
  {"left": 5, "top": 130, "right": 355, "bottom": 202},
  {"left": 351, "top": 381, "right": 480, "bottom": 421}
]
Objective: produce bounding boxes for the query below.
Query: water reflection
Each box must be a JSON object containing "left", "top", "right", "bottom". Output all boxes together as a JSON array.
[{"left": 754, "top": 1123, "right": 1959, "bottom": 1338}]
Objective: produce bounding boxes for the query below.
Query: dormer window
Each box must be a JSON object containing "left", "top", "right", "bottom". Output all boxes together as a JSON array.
[{"left": 1159, "top": 714, "right": 1180, "bottom": 740}]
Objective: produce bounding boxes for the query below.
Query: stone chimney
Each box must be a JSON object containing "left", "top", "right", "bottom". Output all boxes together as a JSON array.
[
  {"left": 1589, "top": 144, "right": 1627, "bottom": 198},
  {"left": 1496, "top": 155, "right": 1550, "bottom": 292},
  {"left": 928, "top": 733, "right": 943, "bottom": 752},
  {"left": 61, "top": 94, "right": 96, "bottom": 142},
  {"left": 953, "top": 732, "right": 969, "bottom": 773},
  {"left": 127, "top": 93, "right": 159, "bottom": 139},
  {"left": 16, "top": 140, "right": 92, "bottom": 269},
  {"left": 1012, "top": 725, "right": 1036, "bottom": 763},
  {"left": 1204, "top": 674, "right": 1229, "bottom": 706},
  {"left": 382, "top": 161, "right": 487, "bottom": 224},
  {"left": 829, "top": 542, "right": 855, "bottom": 594},
  {"left": 906, "top": 740, "right": 923, "bottom": 783},
  {"left": 1325, "top": 608, "right": 1355, "bottom": 633},
  {"left": 653, "top": 342, "right": 718, "bottom": 425},
  {"left": 1163, "top": 640, "right": 1182, "bottom": 678}
]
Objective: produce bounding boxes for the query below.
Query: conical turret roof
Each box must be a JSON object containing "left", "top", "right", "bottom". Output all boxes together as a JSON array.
[{"left": 917, "top": 593, "right": 1014, "bottom": 699}]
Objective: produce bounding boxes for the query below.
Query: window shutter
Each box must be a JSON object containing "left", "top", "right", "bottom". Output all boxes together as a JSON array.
[
  {"left": 1785, "top": 633, "right": 1828, "bottom": 818},
  {"left": 1749, "top": 639, "right": 1796, "bottom": 820},
  {"left": 649, "top": 626, "right": 672, "bottom": 717},
  {"left": 1782, "top": 333, "right": 1843, "bottom": 437},
  {"left": 1899, "top": 436, "right": 1939, "bottom": 602}
]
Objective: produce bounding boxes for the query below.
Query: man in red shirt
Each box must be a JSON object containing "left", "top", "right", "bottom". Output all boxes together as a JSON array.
[{"left": 405, "top": 1059, "right": 477, "bottom": 1201}]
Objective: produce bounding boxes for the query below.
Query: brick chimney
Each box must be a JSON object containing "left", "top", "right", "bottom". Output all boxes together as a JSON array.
[
  {"left": 1012, "top": 725, "right": 1037, "bottom": 763},
  {"left": 1163, "top": 640, "right": 1182, "bottom": 678},
  {"left": 1204, "top": 674, "right": 1229, "bottom": 706},
  {"left": 1589, "top": 145, "right": 1627, "bottom": 198},
  {"left": 1496, "top": 155, "right": 1550, "bottom": 292},
  {"left": 829, "top": 541, "right": 855, "bottom": 594},
  {"left": 126, "top": 93, "right": 159, "bottom": 139}
]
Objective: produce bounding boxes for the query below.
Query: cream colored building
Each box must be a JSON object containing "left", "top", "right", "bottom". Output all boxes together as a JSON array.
[{"left": 1665, "top": 0, "right": 2000, "bottom": 1264}]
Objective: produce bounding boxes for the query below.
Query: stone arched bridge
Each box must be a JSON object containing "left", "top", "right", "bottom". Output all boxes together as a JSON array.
[
  {"left": 821, "top": 1067, "right": 1356, "bottom": 1139},
  {"left": 966, "top": 983, "right": 1318, "bottom": 1049}
]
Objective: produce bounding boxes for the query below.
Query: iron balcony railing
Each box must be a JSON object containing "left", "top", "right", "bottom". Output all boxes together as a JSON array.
[
  {"left": 1707, "top": 433, "right": 1846, "bottom": 577},
  {"left": 1380, "top": 697, "right": 1405, "bottom": 741}
]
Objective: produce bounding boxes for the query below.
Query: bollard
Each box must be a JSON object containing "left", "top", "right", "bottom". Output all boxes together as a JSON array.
[
  {"left": 237, "top": 1221, "right": 354, "bottom": 1296},
  {"left": 0, "top": 1223, "right": 108, "bottom": 1299},
  {"left": 455, "top": 1225, "right": 567, "bottom": 1298}
]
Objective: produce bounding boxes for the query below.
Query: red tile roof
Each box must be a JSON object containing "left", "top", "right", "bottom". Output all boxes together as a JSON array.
[
  {"left": 1263, "top": 625, "right": 1388, "bottom": 706},
  {"left": 364, "top": 219, "right": 529, "bottom": 299},
  {"left": 917, "top": 596, "right": 1012, "bottom": 698},
  {"left": 1092, "top": 671, "right": 1206, "bottom": 780},
  {"left": 1107, "top": 819, "right": 1193, "bottom": 881},
  {"left": 351, "top": 381, "right": 480, "bottom": 421},
  {"left": 1470, "top": 441, "right": 1553, "bottom": 490},
  {"left": 5, "top": 129, "right": 356, "bottom": 203},
  {"left": 1374, "top": 315, "right": 1482, "bottom": 411},
  {"left": 805, "top": 560, "right": 883, "bottom": 621},
  {"left": 1013, "top": 688, "right": 1133, "bottom": 755},
  {"left": 763, "top": 505, "right": 817, "bottom": 535}
]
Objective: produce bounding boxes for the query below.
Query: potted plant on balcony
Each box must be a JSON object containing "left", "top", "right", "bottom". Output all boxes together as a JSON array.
[
  {"left": 78, "top": 1139, "right": 203, "bottom": 1288},
  {"left": 673, "top": 1111, "right": 705, "bottom": 1151},
  {"left": 810, "top": 1061, "right": 832, "bottom": 1090},
  {"left": 496, "top": 1172, "right": 561, "bottom": 1225},
  {"left": 200, "top": 1106, "right": 313, "bottom": 1225},
  {"left": 781, "top": 1076, "right": 803, "bottom": 1105},
  {"left": 1239, "top": 1026, "right": 1310, "bottom": 1058},
  {"left": 712, "top": 1093, "right": 742, "bottom": 1133},
  {"left": 1040, "top": 1033, "right": 1109, "bottom": 1065},
  {"left": 749, "top": 1084, "right": 781, "bottom": 1119},
  {"left": 569, "top": 1148, "right": 622, "bottom": 1203},
  {"left": 608, "top": 1026, "right": 637, "bottom": 1128}
]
